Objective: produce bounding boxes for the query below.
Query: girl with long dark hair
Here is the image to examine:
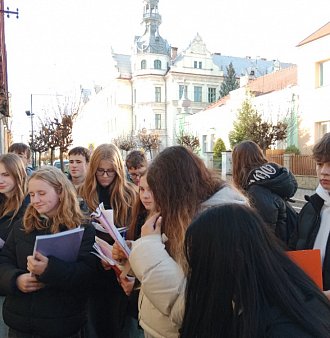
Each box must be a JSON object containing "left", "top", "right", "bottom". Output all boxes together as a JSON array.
[
  {"left": 181, "top": 204, "right": 330, "bottom": 337},
  {"left": 128, "top": 146, "right": 247, "bottom": 337}
]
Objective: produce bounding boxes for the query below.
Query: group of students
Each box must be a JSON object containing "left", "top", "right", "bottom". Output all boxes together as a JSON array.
[{"left": 0, "top": 135, "right": 329, "bottom": 338}]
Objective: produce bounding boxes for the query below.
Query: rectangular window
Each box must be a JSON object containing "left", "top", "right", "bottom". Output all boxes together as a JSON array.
[
  {"left": 199, "top": 61, "right": 202, "bottom": 69},
  {"left": 208, "top": 88, "right": 217, "bottom": 103},
  {"left": 155, "top": 87, "right": 161, "bottom": 102},
  {"left": 194, "top": 61, "right": 198, "bottom": 68},
  {"left": 179, "top": 85, "right": 188, "bottom": 99},
  {"left": 318, "top": 59, "right": 330, "bottom": 87},
  {"left": 194, "top": 86, "right": 202, "bottom": 102},
  {"left": 202, "top": 135, "right": 207, "bottom": 153},
  {"left": 155, "top": 113, "right": 161, "bottom": 129},
  {"left": 210, "top": 134, "right": 215, "bottom": 151}
]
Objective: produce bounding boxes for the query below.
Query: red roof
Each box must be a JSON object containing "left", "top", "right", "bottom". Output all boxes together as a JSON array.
[
  {"left": 205, "top": 95, "right": 230, "bottom": 110},
  {"left": 297, "top": 21, "right": 330, "bottom": 47},
  {"left": 247, "top": 65, "right": 297, "bottom": 95}
]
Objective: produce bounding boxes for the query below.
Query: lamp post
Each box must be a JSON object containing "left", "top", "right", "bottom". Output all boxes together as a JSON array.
[{"left": 25, "top": 110, "right": 34, "bottom": 168}]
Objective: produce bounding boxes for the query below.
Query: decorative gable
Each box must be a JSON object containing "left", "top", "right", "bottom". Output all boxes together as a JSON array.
[{"left": 187, "top": 33, "right": 210, "bottom": 55}]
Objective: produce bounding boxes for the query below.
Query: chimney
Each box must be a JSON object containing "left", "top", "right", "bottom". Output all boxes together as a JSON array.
[{"left": 171, "top": 47, "right": 178, "bottom": 60}]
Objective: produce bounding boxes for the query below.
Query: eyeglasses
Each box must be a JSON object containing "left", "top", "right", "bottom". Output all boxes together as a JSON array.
[
  {"left": 96, "top": 168, "right": 116, "bottom": 177},
  {"left": 129, "top": 173, "right": 142, "bottom": 179},
  {"left": 128, "top": 170, "right": 146, "bottom": 180}
]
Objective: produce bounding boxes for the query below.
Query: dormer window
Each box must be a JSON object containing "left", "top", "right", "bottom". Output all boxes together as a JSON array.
[
  {"left": 154, "top": 60, "right": 161, "bottom": 69},
  {"left": 194, "top": 61, "right": 202, "bottom": 69},
  {"left": 141, "top": 60, "right": 147, "bottom": 69}
]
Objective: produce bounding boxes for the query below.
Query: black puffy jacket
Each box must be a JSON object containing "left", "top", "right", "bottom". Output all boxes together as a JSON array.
[
  {"left": 246, "top": 163, "right": 298, "bottom": 244},
  {"left": 0, "top": 221, "right": 99, "bottom": 338}
]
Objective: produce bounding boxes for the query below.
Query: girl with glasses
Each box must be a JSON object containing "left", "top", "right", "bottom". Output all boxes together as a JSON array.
[{"left": 80, "top": 143, "right": 138, "bottom": 338}]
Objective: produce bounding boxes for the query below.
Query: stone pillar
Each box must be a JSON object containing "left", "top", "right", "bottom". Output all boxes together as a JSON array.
[
  {"left": 221, "top": 151, "right": 232, "bottom": 179},
  {"left": 283, "top": 153, "right": 292, "bottom": 171}
]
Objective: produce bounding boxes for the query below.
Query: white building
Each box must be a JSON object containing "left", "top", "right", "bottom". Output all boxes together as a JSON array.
[
  {"left": 73, "top": 0, "right": 292, "bottom": 150},
  {"left": 296, "top": 21, "right": 330, "bottom": 152},
  {"left": 187, "top": 66, "right": 298, "bottom": 163}
]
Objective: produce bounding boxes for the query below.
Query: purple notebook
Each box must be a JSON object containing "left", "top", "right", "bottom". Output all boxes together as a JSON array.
[{"left": 33, "top": 227, "right": 85, "bottom": 262}]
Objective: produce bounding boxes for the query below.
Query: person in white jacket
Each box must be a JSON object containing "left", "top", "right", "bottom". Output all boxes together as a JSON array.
[{"left": 127, "top": 146, "right": 247, "bottom": 338}]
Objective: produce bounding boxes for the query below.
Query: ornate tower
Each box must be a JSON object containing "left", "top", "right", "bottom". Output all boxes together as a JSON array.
[
  {"left": 134, "top": 0, "right": 170, "bottom": 55},
  {"left": 131, "top": 0, "right": 170, "bottom": 147}
]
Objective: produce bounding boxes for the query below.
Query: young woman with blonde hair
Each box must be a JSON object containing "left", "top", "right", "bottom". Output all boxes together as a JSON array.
[
  {"left": 0, "top": 153, "right": 28, "bottom": 337},
  {"left": 80, "top": 143, "right": 138, "bottom": 338},
  {"left": 0, "top": 166, "right": 98, "bottom": 338},
  {"left": 0, "top": 153, "right": 28, "bottom": 237},
  {"left": 80, "top": 143, "right": 137, "bottom": 226}
]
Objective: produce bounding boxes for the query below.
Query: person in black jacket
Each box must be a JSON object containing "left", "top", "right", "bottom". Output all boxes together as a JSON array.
[
  {"left": 0, "top": 153, "right": 29, "bottom": 337},
  {"left": 80, "top": 143, "right": 138, "bottom": 338},
  {"left": 232, "top": 140, "right": 297, "bottom": 245},
  {"left": 0, "top": 166, "right": 98, "bottom": 338},
  {"left": 180, "top": 204, "right": 330, "bottom": 338},
  {"left": 293, "top": 132, "right": 330, "bottom": 300}
]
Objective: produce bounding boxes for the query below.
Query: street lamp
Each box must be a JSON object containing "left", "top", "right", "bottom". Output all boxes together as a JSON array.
[{"left": 25, "top": 110, "right": 35, "bottom": 168}]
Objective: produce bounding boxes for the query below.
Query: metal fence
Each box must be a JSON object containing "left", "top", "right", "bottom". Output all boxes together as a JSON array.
[{"left": 266, "top": 154, "right": 316, "bottom": 176}]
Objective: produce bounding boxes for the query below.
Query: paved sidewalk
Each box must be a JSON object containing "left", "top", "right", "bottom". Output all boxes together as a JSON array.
[{"left": 293, "top": 188, "right": 314, "bottom": 201}]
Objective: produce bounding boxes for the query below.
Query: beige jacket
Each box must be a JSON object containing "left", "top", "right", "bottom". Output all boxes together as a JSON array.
[{"left": 129, "top": 186, "right": 247, "bottom": 338}]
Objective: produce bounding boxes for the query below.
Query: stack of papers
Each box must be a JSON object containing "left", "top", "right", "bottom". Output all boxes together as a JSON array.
[{"left": 91, "top": 203, "right": 130, "bottom": 258}]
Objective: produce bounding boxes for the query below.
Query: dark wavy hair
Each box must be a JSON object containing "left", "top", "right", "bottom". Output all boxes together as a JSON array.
[
  {"left": 181, "top": 204, "right": 330, "bottom": 338},
  {"left": 147, "top": 146, "right": 225, "bottom": 267},
  {"left": 313, "top": 132, "right": 330, "bottom": 163}
]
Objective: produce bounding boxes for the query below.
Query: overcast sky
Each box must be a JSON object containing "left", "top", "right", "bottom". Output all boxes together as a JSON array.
[{"left": 4, "top": 0, "right": 330, "bottom": 141}]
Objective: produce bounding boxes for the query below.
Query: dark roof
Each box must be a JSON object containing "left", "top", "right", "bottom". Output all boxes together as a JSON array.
[
  {"left": 112, "top": 53, "right": 132, "bottom": 79},
  {"left": 212, "top": 54, "right": 293, "bottom": 77}
]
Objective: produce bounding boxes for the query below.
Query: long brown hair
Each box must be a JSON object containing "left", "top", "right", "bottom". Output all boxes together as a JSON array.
[
  {"left": 0, "top": 153, "right": 27, "bottom": 220},
  {"left": 147, "top": 146, "right": 225, "bottom": 267},
  {"left": 232, "top": 140, "right": 268, "bottom": 190},
  {"left": 24, "top": 166, "right": 83, "bottom": 233},
  {"left": 80, "top": 144, "right": 137, "bottom": 226}
]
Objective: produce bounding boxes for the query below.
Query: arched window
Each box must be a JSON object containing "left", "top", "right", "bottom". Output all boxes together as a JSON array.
[
  {"left": 154, "top": 60, "right": 161, "bottom": 69},
  {"left": 141, "top": 60, "right": 147, "bottom": 69}
]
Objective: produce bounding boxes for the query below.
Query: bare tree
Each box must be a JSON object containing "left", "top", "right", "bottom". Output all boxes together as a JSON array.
[
  {"left": 176, "top": 131, "right": 200, "bottom": 153},
  {"left": 113, "top": 135, "right": 137, "bottom": 156},
  {"left": 31, "top": 130, "right": 48, "bottom": 167},
  {"left": 138, "top": 129, "right": 161, "bottom": 159}
]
